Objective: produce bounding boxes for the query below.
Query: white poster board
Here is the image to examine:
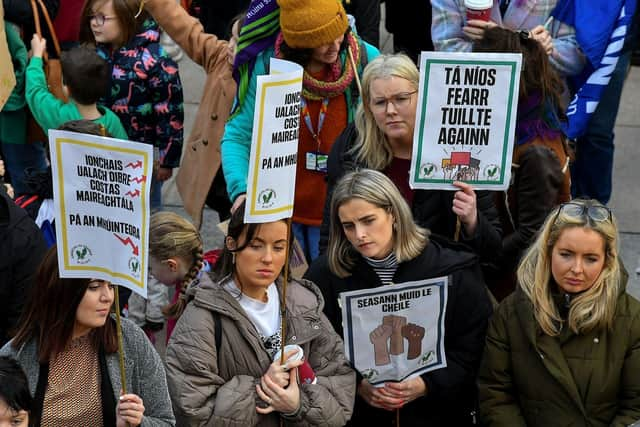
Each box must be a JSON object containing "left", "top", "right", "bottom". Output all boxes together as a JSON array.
[
  {"left": 410, "top": 52, "right": 522, "bottom": 190},
  {"left": 49, "top": 130, "right": 153, "bottom": 297},
  {"left": 340, "top": 277, "right": 448, "bottom": 386},
  {"left": 245, "top": 58, "right": 303, "bottom": 223}
]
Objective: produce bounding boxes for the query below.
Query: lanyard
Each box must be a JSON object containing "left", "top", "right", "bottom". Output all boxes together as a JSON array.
[{"left": 300, "top": 97, "right": 329, "bottom": 150}]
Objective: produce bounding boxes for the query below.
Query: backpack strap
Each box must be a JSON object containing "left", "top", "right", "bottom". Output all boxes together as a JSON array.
[{"left": 213, "top": 311, "right": 222, "bottom": 352}]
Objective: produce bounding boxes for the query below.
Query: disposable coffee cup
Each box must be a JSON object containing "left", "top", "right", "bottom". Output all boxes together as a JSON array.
[
  {"left": 464, "top": 0, "right": 492, "bottom": 21},
  {"left": 273, "top": 344, "right": 317, "bottom": 385}
]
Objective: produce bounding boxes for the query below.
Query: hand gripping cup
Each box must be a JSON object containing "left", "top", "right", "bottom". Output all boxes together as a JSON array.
[
  {"left": 274, "top": 344, "right": 317, "bottom": 385},
  {"left": 465, "top": 0, "right": 492, "bottom": 22}
]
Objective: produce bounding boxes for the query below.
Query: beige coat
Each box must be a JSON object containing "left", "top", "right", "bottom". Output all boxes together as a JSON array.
[
  {"left": 146, "top": 0, "right": 236, "bottom": 228},
  {"left": 165, "top": 275, "right": 356, "bottom": 426}
]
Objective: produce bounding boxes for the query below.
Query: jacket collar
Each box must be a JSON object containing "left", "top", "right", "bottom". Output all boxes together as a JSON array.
[
  {"left": 514, "top": 288, "right": 587, "bottom": 415},
  {"left": 193, "top": 274, "right": 324, "bottom": 346}
]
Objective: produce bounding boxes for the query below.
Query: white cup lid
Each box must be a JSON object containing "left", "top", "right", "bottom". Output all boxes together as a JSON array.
[{"left": 464, "top": 0, "right": 493, "bottom": 10}]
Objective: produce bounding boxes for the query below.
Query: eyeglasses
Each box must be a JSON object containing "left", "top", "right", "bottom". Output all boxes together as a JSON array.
[
  {"left": 89, "top": 13, "right": 117, "bottom": 26},
  {"left": 370, "top": 90, "right": 417, "bottom": 112},
  {"left": 553, "top": 201, "right": 612, "bottom": 225}
]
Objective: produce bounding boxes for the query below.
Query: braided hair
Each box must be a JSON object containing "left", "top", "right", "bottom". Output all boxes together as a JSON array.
[{"left": 149, "top": 212, "right": 203, "bottom": 319}]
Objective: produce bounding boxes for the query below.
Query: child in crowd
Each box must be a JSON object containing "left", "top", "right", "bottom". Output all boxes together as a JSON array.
[
  {"left": 80, "top": 0, "right": 185, "bottom": 211},
  {"left": 128, "top": 211, "right": 211, "bottom": 343},
  {"left": 0, "top": 356, "right": 32, "bottom": 427},
  {"left": 143, "top": 0, "right": 243, "bottom": 228},
  {"left": 26, "top": 39, "right": 128, "bottom": 140}
]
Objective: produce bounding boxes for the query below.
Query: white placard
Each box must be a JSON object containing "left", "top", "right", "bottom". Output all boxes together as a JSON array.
[
  {"left": 340, "top": 277, "right": 448, "bottom": 386},
  {"left": 410, "top": 52, "right": 522, "bottom": 190},
  {"left": 49, "top": 130, "right": 153, "bottom": 297},
  {"left": 245, "top": 58, "right": 303, "bottom": 223}
]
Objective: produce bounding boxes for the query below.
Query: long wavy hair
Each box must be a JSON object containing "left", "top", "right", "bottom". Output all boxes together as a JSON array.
[
  {"left": 517, "top": 200, "right": 621, "bottom": 336},
  {"left": 327, "top": 169, "right": 429, "bottom": 277},
  {"left": 352, "top": 53, "right": 419, "bottom": 170}
]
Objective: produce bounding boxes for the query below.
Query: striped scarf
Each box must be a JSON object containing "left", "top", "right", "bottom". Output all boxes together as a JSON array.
[{"left": 274, "top": 31, "right": 360, "bottom": 101}]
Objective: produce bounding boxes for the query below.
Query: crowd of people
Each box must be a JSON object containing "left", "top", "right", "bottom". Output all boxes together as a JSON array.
[{"left": 1, "top": 0, "right": 639, "bottom": 425}]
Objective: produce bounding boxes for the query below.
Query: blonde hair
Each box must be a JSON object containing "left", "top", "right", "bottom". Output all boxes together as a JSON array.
[
  {"left": 149, "top": 212, "right": 203, "bottom": 319},
  {"left": 327, "top": 169, "right": 428, "bottom": 277},
  {"left": 517, "top": 200, "right": 621, "bottom": 336},
  {"left": 352, "top": 53, "right": 419, "bottom": 170}
]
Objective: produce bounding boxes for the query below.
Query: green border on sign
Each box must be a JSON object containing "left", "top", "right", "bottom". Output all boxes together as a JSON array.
[{"left": 413, "top": 59, "right": 517, "bottom": 185}]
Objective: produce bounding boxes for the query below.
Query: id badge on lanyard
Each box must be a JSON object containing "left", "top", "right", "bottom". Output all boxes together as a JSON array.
[{"left": 301, "top": 97, "right": 329, "bottom": 174}]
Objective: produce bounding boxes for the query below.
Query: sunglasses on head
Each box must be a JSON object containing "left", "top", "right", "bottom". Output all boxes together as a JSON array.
[{"left": 553, "top": 201, "right": 612, "bottom": 225}]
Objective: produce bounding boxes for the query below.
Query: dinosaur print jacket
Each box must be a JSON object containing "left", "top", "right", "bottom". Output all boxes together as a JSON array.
[{"left": 97, "top": 19, "right": 184, "bottom": 168}]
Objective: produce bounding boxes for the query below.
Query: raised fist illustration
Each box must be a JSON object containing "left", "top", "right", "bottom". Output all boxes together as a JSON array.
[
  {"left": 369, "top": 324, "right": 393, "bottom": 366},
  {"left": 402, "top": 323, "right": 426, "bottom": 360},
  {"left": 383, "top": 315, "right": 407, "bottom": 355}
]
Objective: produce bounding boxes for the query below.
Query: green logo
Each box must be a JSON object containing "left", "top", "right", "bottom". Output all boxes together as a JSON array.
[
  {"left": 258, "top": 188, "right": 276, "bottom": 208},
  {"left": 419, "top": 351, "right": 435, "bottom": 366},
  {"left": 361, "top": 368, "right": 379, "bottom": 381},
  {"left": 483, "top": 164, "right": 500, "bottom": 181},
  {"left": 71, "top": 244, "right": 92, "bottom": 264},
  {"left": 420, "top": 163, "right": 437, "bottom": 178},
  {"left": 128, "top": 257, "right": 141, "bottom": 277}
]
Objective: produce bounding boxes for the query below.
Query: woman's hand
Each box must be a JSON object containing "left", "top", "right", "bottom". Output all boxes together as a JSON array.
[
  {"left": 30, "top": 34, "right": 46, "bottom": 58},
  {"left": 382, "top": 377, "right": 427, "bottom": 405},
  {"left": 529, "top": 25, "right": 554, "bottom": 55},
  {"left": 357, "top": 379, "right": 404, "bottom": 411},
  {"left": 116, "top": 393, "right": 145, "bottom": 426},
  {"left": 452, "top": 181, "right": 478, "bottom": 236},
  {"left": 231, "top": 194, "right": 247, "bottom": 213},
  {"left": 256, "top": 366, "right": 301, "bottom": 415},
  {"left": 462, "top": 19, "right": 498, "bottom": 41},
  {"left": 264, "top": 348, "right": 303, "bottom": 387}
]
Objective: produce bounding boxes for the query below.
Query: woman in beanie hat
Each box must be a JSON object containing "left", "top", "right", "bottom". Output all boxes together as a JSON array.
[{"left": 221, "top": 0, "right": 379, "bottom": 263}]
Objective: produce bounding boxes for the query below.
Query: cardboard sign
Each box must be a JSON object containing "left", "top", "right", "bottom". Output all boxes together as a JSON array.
[
  {"left": 49, "top": 130, "right": 153, "bottom": 297},
  {"left": 410, "top": 52, "right": 522, "bottom": 190},
  {"left": 245, "top": 58, "right": 303, "bottom": 223},
  {"left": 0, "top": 4, "right": 17, "bottom": 111},
  {"left": 340, "top": 277, "right": 448, "bottom": 386}
]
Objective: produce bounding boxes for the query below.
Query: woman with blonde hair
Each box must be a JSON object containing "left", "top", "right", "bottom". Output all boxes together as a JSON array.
[
  {"left": 321, "top": 53, "right": 501, "bottom": 259},
  {"left": 479, "top": 199, "right": 640, "bottom": 425},
  {"left": 305, "top": 169, "right": 492, "bottom": 426}
]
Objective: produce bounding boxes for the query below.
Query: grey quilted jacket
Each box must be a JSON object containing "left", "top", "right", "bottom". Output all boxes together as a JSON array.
[{"left": 165, "top": 274, "right": 356, "bottom": 426}]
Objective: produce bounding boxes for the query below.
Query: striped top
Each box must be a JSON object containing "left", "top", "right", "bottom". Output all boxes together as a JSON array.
[{"left": 364, "top": 252, "right": 399, "bottom": 285}]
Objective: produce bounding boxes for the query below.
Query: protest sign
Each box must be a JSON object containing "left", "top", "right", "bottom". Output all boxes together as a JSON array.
[
  {"left": 245, "top": 58, "right": 303, "bottom": 223},
  {"left": 50, "top": 130, "right": 153, "bottom": 297},
  {"left": 340, "top": 277, "right": 448, "bottom": 386},
  {"left": 410, "top": 52, "right": 522, "bottom": 190},
  {"left": 0, "top": 4, "right": 17, "bottom": 112}
]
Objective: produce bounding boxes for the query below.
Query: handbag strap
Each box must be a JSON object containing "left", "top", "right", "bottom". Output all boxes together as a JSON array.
[{"left": 30, "top": 0, "right": 62, "bottom": 58}]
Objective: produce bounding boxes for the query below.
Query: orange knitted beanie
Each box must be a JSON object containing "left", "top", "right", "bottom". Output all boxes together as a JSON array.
[{"left": 277, "top": 0, "right": 349, "bottom": 49}]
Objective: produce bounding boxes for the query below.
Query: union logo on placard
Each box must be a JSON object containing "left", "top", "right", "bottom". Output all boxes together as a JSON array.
[
  {"left": 483, "top": 164, "right": 501, "bottom": 180},
  {"left": 420, "top": 163, "right": 437, "bottom": 178},
  {"left": 71, "top": 244, "right": 92, "bottom": 264},
  {"left": 128, "top": 257, "right": 141, "bottom": 277},
  {"left": 258, "top": 188, "right": 276, "bottom": 208}
]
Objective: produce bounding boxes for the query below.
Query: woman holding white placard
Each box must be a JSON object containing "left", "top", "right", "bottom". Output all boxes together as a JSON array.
[{"left": 305, "top": 168, "right": 492, "bottom": 426}]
